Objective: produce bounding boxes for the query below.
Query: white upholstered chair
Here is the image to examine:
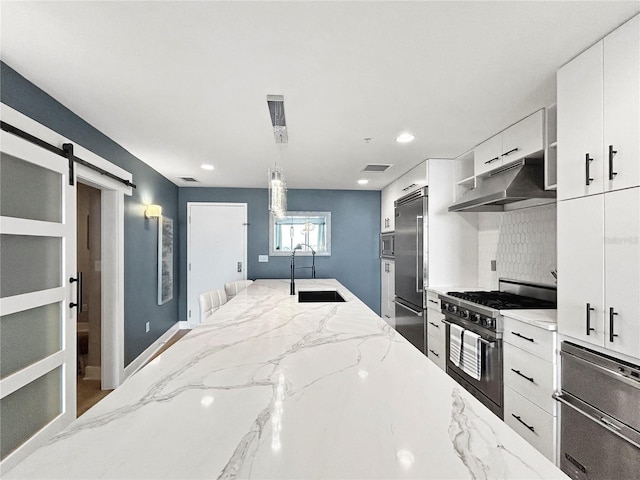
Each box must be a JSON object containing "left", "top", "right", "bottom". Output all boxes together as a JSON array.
[
  {"left": 224, "top": 280, "right": 254, "bottom": 299},
  {"left": 198, "top": 289, "right": 228, "bottom": 323}
]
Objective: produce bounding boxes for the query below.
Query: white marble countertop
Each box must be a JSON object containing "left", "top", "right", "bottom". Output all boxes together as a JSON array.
[
  {"left": 500, "top": 309, "right": 558, "bottom": 331},
  {"left": 7, "top": 279, "right": 565, "bottom": 479}
]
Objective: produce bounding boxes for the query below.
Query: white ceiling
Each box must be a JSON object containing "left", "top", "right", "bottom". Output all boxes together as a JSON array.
[{"left": 2, "top": 1, "right": 639, "bottom": 190}]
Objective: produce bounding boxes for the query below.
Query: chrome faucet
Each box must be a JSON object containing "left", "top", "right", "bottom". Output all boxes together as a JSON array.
[{"left": 290, "top": 244, "right": 317, "bottom": 295}]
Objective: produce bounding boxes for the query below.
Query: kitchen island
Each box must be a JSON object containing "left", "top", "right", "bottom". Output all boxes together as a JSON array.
[{"left": 7, "top": 279, "right": 566, "bottom": 479}]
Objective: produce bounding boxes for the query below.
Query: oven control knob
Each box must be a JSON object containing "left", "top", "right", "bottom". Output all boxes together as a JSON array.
[
  {"left": 461, "top": 309, "right": 470, "bottom": 320},
  {"left": 442, "top": 302, "right": 449, "bottom": 311},
  {"left": 473, "top": 313, "right": 481, "bottom": 323},
  {"left": 450, "top": 305, "right": 458, "bottom": 314}
]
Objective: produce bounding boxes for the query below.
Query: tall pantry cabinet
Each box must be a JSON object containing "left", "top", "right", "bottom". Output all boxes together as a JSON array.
[{"left": 557, "top": 14, "right": 640, "bottom": 360}]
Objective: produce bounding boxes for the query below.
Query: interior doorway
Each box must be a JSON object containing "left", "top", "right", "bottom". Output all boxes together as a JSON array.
[
  {"left": 187, "top": 203, "right": 248, "bottom": 326},
  {"left": 76, "top": 183, "right": 111, "bottom": 415}
]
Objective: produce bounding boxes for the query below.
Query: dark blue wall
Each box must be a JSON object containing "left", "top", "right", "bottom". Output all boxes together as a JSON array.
[
  {"left": 1, "top": 62, "right": 180, "bottom": 365},
  {"left": 178, "top": 188, "right": 381, "bottom": 316}
]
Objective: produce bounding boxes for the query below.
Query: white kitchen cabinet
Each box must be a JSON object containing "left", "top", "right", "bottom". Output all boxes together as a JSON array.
[
  {"left": 426, "top": 290, "right": 446, "bottom": 370},
  {"left": 557, "top": 194, "right": 605, "bottom": 346},
  {"left": 381, "top": 161, "right": 428, "bottom": 232},
  {"left": 604, "top": 14, "right": 640, "bottom": 193},
  {"left": 557, "top": 187, "right": 640, "bottom": 359},
  {"left": 474, "top": 110, "right": 544, "bottom": 177},
  {"left": 501, "top": 109, "right": 545, "bottom": 166},
  {"left": 503, "top": 315, "right": 557, "bottom": 462},
  {"left": 604, "top": 187, "right": 640, "bottom": 357},
  {"left": 381, "top": 183, "right": 396, "bottom": 232},
  {"left": 557, "top": 14, "right": 639, "bottom": 201},
  {"left": 474, "top": 134, "right": 503, "bottom": 175},
  {"left": 381, "top": 259, "right": 395, "bottom": 327}
]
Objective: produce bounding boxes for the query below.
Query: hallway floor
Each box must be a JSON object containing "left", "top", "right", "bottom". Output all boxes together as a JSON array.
[{"left": 76, "top": 329, "right": 191, "bottom": 417}]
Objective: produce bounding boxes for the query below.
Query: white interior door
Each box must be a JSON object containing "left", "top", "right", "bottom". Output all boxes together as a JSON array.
[
  {"left": 0, "top": 131, "right": 76, "bottom": 473},
  {"left": 187, "top": 203, "right": 247, "bottom": 325}
]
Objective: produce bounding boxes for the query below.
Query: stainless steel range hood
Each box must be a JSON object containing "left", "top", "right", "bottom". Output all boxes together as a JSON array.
[{"left": 449, "top": 158, "right": 556, "bottom": 212}]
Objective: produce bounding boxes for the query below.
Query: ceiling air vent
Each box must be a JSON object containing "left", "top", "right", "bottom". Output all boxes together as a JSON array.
[
  {"left": 362, "top": 164, "right": 392, "bottom": 173},
  {"left": 179, "top": 177, "right": 200, "bottom": 183},
  {"left": 267, "top": 95, "right": 288, "bottom": 144}
]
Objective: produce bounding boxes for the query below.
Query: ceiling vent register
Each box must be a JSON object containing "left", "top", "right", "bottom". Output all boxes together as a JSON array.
[
  {"left": 179, "top": 177, "right": 200, "bottom": 183},
  {"left": 362, "top": 164, "right": 392, "bottom": 172}
]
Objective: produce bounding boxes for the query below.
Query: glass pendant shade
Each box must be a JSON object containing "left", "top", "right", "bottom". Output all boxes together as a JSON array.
[{"left": 268, "top": 166, "right": 287, "bottom": 218}]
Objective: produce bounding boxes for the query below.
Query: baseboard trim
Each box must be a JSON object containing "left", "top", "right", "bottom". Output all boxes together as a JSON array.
[
  {"left": 124, "top": 323, "right": 181, "bottom": 379},
  {"left": 178, "top": 320, "right": 190, "bottom": 330}
]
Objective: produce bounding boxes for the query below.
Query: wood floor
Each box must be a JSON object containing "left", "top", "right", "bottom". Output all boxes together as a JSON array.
[{"left": 76, "top": 329, "right": 191, "bottom": 417}]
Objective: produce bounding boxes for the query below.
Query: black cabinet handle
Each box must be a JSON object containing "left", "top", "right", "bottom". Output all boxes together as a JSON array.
[
  {"left": 429, "top": 349, "right": 439, "bottom": 358},
  {"left": 501, "top": 147, "right": 519, "bottom": 157},
  {"left": 609, "top": 145, "right": 618, "bottom": 180},
  {"left": 511, "top": 332, "right": 534, "bottom": 343},
  {"left": 585, "top": 153, "right": 594, "bottom": 185},
  {"left": 484, "top": 156, "right": 500, "bottom": 165},
  {"left": 586, "top": 303, "right": 595, "bottom": 335},
  {"left": 511, "top": 414, "right": 535, "bottom": 432},
  {"left": 69, "top": 272, "right": 83, "bottom": 311},
  {"left": 609, "top": 307, "right": 619, "bottom": 343},
  {"left": 511, "top": 368, "right": 535, "bottom": 383},
  {"left": 428, "top": 299, "right": 439, "bottom": 305},
  {"left": 429, "top": 321, "right": 440, "bottom": 328}
]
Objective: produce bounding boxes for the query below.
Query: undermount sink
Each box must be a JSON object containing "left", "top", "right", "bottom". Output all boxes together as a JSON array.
[{"left": 298, "top": 290, "right": 346, "bottom": 303}]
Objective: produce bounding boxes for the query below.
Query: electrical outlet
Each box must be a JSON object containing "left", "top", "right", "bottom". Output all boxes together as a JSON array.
[
  {"left": 491, "top": 260, "right": 497, "bottom": 272},
  {"left": 258, "top": 255, "right": 269, "bottom": 263},
  {"left": 145, "top": 321, "right": 150, "bottom": 333}
]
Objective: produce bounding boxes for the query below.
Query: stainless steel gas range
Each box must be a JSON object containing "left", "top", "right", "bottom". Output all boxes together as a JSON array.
[{"left": 439, "top": 279, "right": 556, "bottom": 419}]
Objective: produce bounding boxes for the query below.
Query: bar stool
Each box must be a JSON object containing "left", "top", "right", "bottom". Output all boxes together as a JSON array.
[
  {"left": 198, "top": 289, "right": 228, "bottom": 323},
  {"left": 224, "top": 280, "right": 253, "bottom": 299}
]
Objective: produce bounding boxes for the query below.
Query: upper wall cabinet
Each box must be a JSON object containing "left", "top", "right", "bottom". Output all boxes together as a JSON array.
[
  {"left": 557, "top": 14, "right": 640, "bottom": 201},
  {"left": 474, "top": 109, "right": 545, "bottom": 176},
  {"left": 381, "top": 161, "right": 428, "bottom": 232}
]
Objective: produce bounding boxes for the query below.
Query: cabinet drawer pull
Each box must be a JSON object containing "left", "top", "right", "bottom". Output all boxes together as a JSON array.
[
  {"left": 511, "top": 331, "right": 534, "bottom": 343},
  {"left": 501, "top": 147, "right": 519, "bottom": 157},
  {"left": 608, "top": 145, "right": 618, "bottom": 180},
  {"left": 428, "top": 299, "right": 439, "bottom": 304},
  {"left": 484, "top": 156, "right": 500, "bottom": 165},
  {"left": 609, "top": 307, "right": 619, "bottom": 343},
  {"left": 429, "top": 349, "right": 439, "bottom": 358},
  {"left": 429, "top": 321, "right": 440, "bottom": 328},
  {"left": 511, "top": 368, "right": 535, "bottom": 383},
  {"left": 511, "top": 414, "right": 535, "bottom": 432},
  {"left": 586, "top": 303, "right": 595, "bottom": 335},
  {"left": 585, "top": 153, "right": 594, "bottom": 185}
]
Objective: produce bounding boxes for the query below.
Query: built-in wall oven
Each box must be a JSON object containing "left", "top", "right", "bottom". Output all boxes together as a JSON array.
[
  {"left": 380, "top": 232, "right": 394, "bottom": 259},
  {"left": 439, "top": 279, "right": 556, "bottom": 419},
  {"left": 555, "top": 342, "right": 640, "bottom": 480}
]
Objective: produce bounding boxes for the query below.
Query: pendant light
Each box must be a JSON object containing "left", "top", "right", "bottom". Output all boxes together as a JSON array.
[{"left": 267, "top": 95, "right": 288, "bottom": 218}]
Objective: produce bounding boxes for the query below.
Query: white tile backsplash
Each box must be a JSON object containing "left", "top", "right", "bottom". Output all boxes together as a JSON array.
[{"left": 477, "top": 204, "right": 556, "bottom": 290}]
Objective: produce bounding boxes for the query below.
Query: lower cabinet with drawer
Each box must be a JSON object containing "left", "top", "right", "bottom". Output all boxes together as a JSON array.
[
  {"left": 426, "top": 290, "right": 446, "bottom": 371},
  {"left": 502, "top": 314, "right": 558, "bottom": 463}
]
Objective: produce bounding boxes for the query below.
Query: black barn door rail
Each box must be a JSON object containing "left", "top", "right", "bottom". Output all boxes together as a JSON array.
[{"left": 1, "top": 121, "right": 136, "bottom": 188}]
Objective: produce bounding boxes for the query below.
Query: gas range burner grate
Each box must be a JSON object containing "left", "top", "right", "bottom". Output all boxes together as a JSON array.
[{"left": 446, "top": 290, "right": 556, "bottom": 310}]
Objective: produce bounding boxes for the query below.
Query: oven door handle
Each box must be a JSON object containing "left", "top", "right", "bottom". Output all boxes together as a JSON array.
[{"left": 440, "top": 319, "right": 497, "bottom": 347}]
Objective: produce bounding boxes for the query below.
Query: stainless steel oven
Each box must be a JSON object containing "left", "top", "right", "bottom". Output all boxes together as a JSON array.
[
  {"left": 439, "top": 279, "right": 556, "bottom": 420},
  {"left": 443, "top": 313, "right": 503, "bottom": 419},
  {"left": 380, "top": 232, "right": 394, "bottom": 259}
]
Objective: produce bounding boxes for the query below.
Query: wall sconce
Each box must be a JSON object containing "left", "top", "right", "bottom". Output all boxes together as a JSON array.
[{"left": 145, "top": 204, "right": 162, "bottom": 219}]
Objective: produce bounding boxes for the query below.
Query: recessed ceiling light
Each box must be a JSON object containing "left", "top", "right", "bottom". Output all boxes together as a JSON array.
[
  {"left": 358, "top": 179, "right": 369, "bottom": 185},
  {"left": 396, "top": 133, "right": 415, "bottom": 143},
  {"left": 201, "top": 164, "right": 215, "bottom": 171}
]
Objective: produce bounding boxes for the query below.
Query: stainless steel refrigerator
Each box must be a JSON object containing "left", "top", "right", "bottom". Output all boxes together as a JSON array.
[{"left": 394, "top": 187, "right": 427, "bottom": 354}]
